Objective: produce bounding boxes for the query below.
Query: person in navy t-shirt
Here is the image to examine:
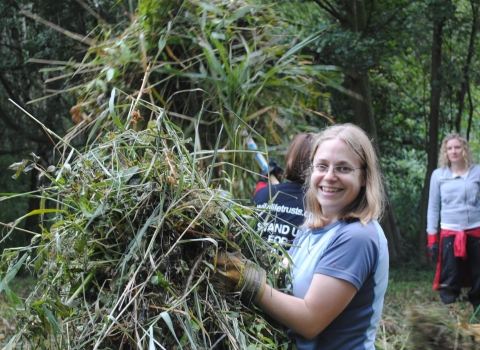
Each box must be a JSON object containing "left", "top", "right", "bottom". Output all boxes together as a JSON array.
[{"left": 251, "top": 133, "right": 316, "bottom": 252}]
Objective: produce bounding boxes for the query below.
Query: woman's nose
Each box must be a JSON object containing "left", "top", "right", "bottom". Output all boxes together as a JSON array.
[{"left": 323, "top": 166, "right": 337, "bottom": 180}]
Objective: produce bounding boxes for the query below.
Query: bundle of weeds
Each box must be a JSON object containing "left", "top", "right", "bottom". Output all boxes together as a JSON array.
[
  {"left": 0, "top": 114, "right": 290, "bottom": 349},
  {"left": 405, "top": 306, "right": 478, "bottom": 349},
  {"left": 27, "top": 0, "right": 336, "bottom": 197}
]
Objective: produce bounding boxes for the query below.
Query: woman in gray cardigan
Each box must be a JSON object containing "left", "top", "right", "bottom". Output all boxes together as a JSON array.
[{"left": 427, "top": 133, "right": 480, "bottom": 309}]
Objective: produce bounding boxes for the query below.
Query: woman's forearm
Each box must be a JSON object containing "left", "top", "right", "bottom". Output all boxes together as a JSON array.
[
  {"left": 257, "top": 274, "right": 357, "bottom": 340},
  {"left": 257, "top": 285, "right": 319, "bottom": 339}
]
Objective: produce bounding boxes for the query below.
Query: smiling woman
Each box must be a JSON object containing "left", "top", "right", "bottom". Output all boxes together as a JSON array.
[
  {"left": 305, "top": 124, "right": 385, "bottom": 230},
  {"left": 309, "top": 138, "right": 366, "bottom": 226},
  {"left": 212, "top": 123, "right": 389, "bottom": 350}
]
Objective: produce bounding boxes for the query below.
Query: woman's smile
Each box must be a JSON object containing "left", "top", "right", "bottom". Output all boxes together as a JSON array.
[{"left": 320, "top": 186, "right": 341, "bottom": 194}]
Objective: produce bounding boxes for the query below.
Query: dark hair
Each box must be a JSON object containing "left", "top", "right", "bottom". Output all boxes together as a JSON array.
[{"left": 283, "top": 132, "right": 316, "bottom": 183}]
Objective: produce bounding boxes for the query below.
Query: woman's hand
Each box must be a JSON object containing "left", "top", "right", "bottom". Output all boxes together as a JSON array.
[{"left": 210, "top": 251, "right": 266, "bottom": 304}]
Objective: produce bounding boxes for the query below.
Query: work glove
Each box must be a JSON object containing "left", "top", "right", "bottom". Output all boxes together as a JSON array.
[
  {"left": 259, "top": 157, "right": 284, "bottom": 183},
  {"left": 427, "top": 234, "right": 439, "bottom": 263},
  {"left": 211, "top": 251, "right": 266, "bottom": 304}
]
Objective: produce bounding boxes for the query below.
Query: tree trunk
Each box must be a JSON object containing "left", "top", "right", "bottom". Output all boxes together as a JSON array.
[
  {"left": 454, "top": 1, "right": 478, "bottom": 132},
  {"left": 418, "top": 16, "right": 445, "bottom": 265},
  {"left": 344, "top": 73, "right": 402, "bottom": 258},
  {"left": 341, "top": 0, "right": 403, "bottom": 259}
]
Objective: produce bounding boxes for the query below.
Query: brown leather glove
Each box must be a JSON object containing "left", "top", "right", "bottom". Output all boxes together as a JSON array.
[{"left": 212, "top": 251, "right": 266, "bottom": 304}]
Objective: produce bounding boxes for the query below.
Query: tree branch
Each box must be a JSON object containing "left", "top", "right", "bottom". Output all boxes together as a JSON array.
[
  {"left": 364, "top": 0, "right": 375, "bottom": 36},
  {"left": 310, "top": 0, "right": 343, "bottom": 21},
  {"left": 454, "top": 1, "right": 478, "bottom": 131},
  {"left": 0, "top": 71, "right": 34, "bottom": 106},
  {"left": 75, "top": 0, "right": 108, "bottom": 26},
  {"left": 0, "top": 102, "right": 51, "bottom": 145},
  {"left": 19, "top": 9, "right": 94, "bottom": 46},
  {"left": 370, "top": 2, "right": 415, "bottom": 37}
]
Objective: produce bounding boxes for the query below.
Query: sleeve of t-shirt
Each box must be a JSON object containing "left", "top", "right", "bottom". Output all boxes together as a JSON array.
[
  {"left": 314, "top": 221, "right": 379, "bottom": 291},
  {"left": 426, "top": 169, "right": 441, "bottom": 234},
  {"left": 253, "top": 181, "right": 268, "bottom": 196}
]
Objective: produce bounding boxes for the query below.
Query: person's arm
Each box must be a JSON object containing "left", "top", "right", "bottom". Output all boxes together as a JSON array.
[
  {"left": 211, "top": 224, "right": 377, "bottom": 338},
  {"left": 257, "top": 274, "right": 357, "bottom": 339},
  {"left": 257, "top": 222, "right": 381, "bottom": 338},
  {"left": 426, "top": 170, "right": 441, "bottom": 235},
  {"left": 252, "top": 158, "right": 284, "bottom": 196}
]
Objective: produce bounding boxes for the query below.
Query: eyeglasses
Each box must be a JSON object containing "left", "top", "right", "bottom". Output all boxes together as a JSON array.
[{"left": 312, "top": 164, "right": 364, "bottom": 175}]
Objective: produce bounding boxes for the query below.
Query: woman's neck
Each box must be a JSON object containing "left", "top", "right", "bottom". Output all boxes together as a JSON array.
[{"left": 450, "top": 161, "right": 468, "bottom": 175}]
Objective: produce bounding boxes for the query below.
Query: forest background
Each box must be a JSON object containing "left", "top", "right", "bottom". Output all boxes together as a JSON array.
[
  {"left": 2, "top": 0, "right": 479, "bottom": 263},
  {"left": 1, "top": 0, "right": 480, "bottom": 348}
]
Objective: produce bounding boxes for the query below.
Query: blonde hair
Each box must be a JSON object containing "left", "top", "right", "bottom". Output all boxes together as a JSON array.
[
  {"left": 305, "top": 124, "right": 386, "bottom": 228},
  {"left": 438, "top": 133, "right": 475, "bottom": 169}
]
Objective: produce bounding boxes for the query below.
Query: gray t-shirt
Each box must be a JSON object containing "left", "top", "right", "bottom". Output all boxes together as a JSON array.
[{"left": 288, "top": 220, "right": 389, "bottom": 350}]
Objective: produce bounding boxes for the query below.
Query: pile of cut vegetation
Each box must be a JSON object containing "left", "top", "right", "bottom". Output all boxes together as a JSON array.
[
  {"left": 406, "top": 305, "right": 480, "bottom": 349},
  {"left": 1, "top": 115, "right": 289, "bottom": 349}
]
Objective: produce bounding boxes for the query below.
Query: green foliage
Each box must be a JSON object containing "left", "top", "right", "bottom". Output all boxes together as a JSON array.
[
  {"left": 0, "top": 155, "right": 31, "bottom": 249},
  {"left": 370, "top": 53, "right": 430, "bottom": 242},
  {"left": 292, "top": 0, "right": 480, "bottom": 251},
  {"left": 0, "top": 2, "right": 345, "bottom": 347},
  {"left": 37, "top": 0, "right": 343, "bottom": 198},
  {"left": 0, "top": 114, "right": 290, "bottom": 349},
  {"left": 0, "top": 0, "right": 126, "bottom": 239},
  {"left": 383, "top": 149, "right": 426, "bottom": 241}
]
